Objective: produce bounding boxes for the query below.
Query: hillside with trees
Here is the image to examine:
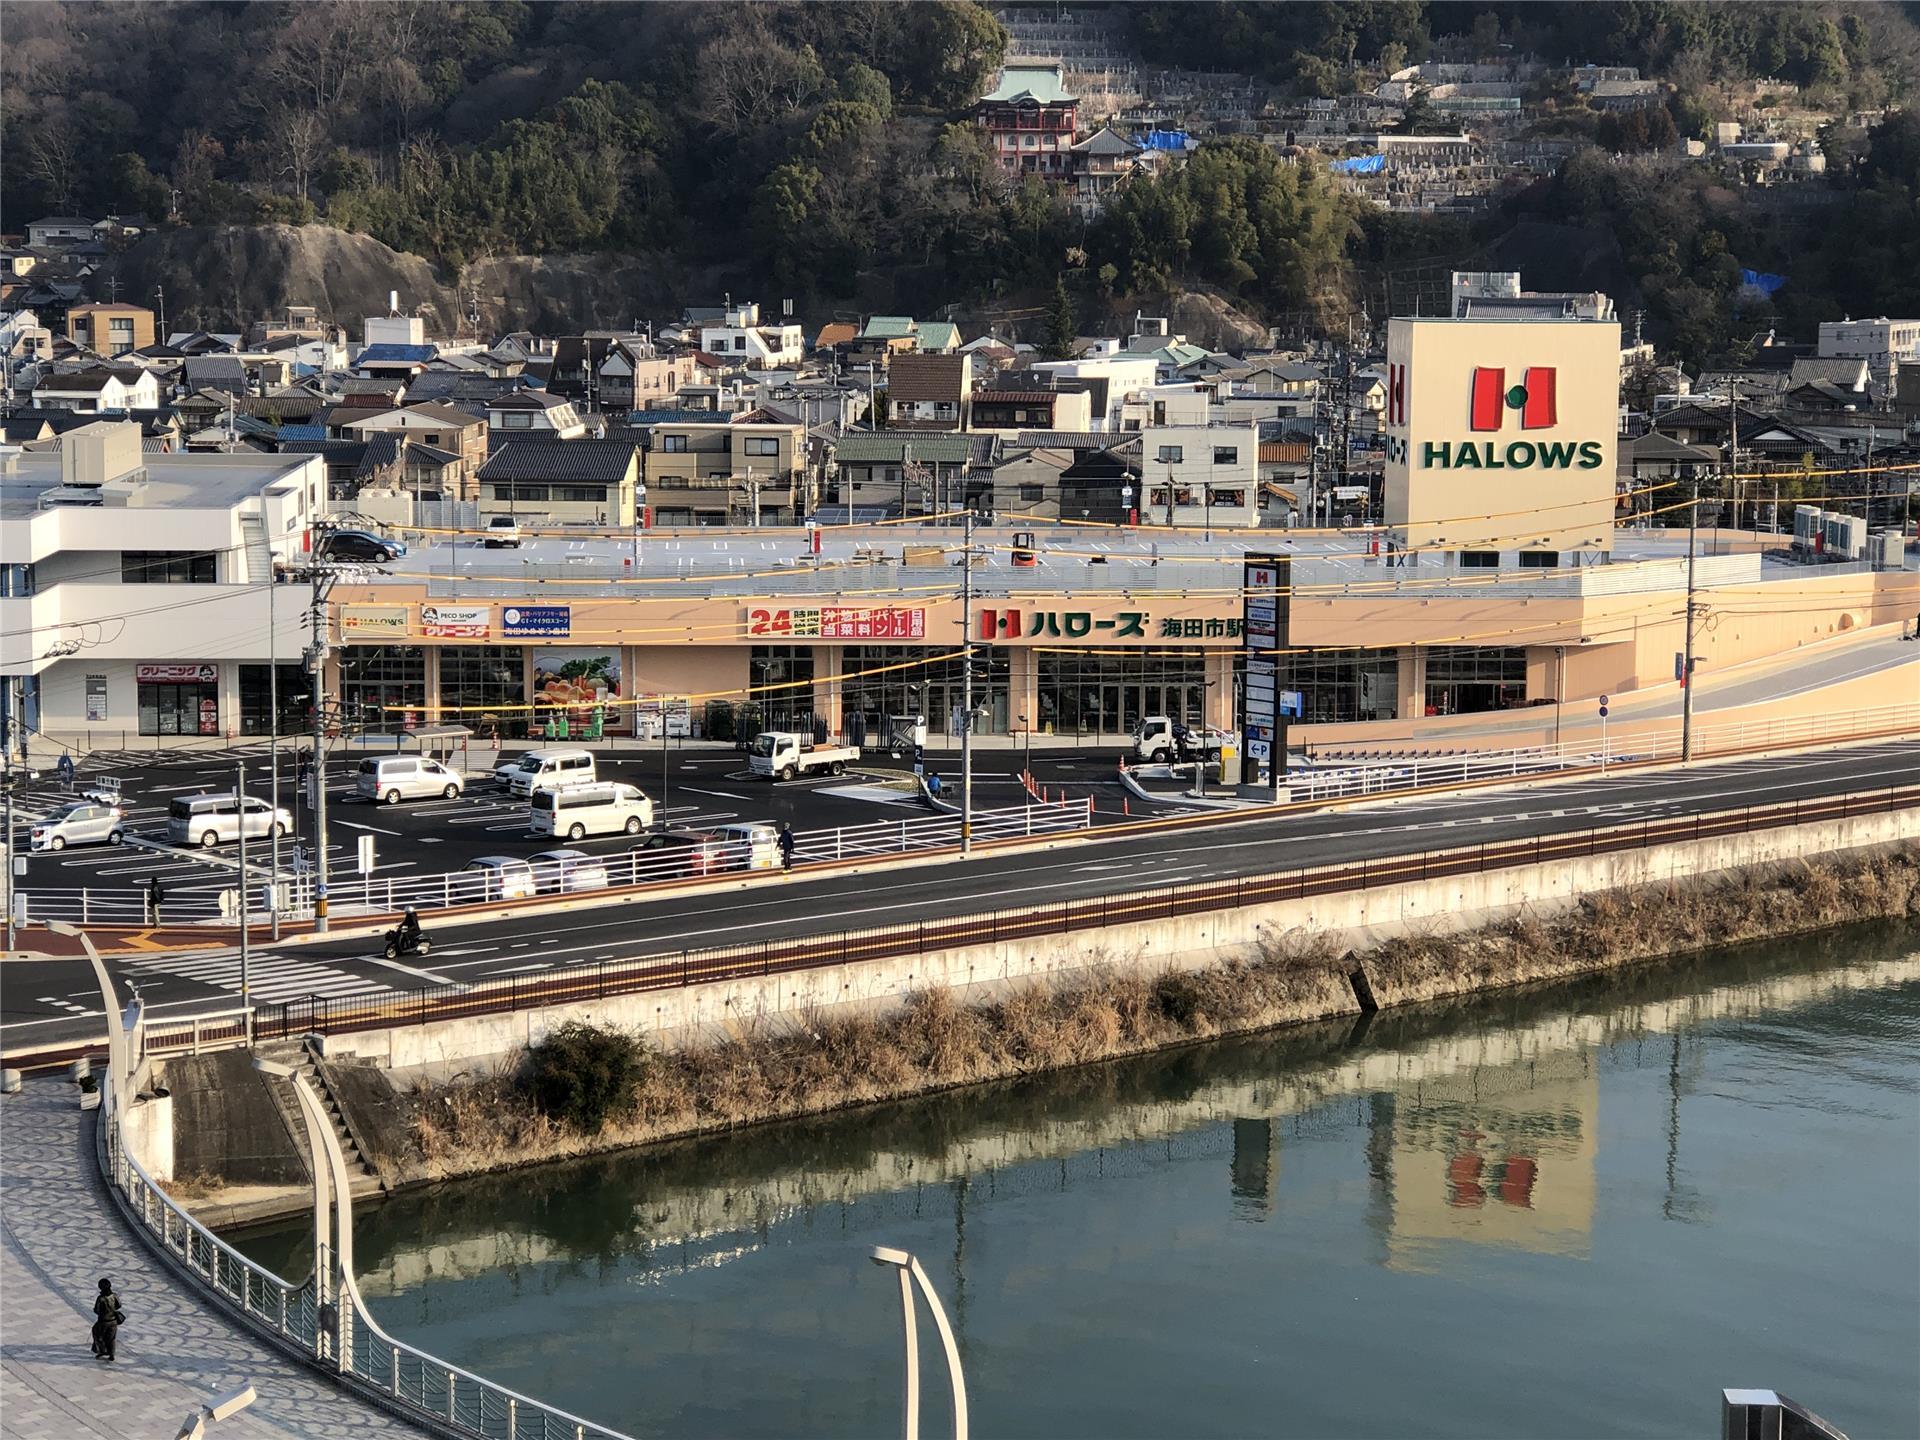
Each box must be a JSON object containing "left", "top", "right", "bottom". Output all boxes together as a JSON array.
[{"left": 3, "top": 0, "right": 1917, "bottom": 366}]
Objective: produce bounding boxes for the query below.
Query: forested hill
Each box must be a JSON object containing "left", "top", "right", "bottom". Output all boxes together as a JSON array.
[{"left": 4, "top": 1, "right": 1918, "bottom": 361}]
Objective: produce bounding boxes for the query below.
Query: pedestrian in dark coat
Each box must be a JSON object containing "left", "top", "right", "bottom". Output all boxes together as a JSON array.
[
  {"left": 777, "top": 822, "right": 796, "bottom": 872},
  {"left": 91, "top": 1277, "right": 123, "bottom": 1361}
]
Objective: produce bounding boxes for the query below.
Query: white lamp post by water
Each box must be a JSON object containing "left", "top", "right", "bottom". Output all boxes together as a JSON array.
[{"left": 869, "top": 1246, "right": 968, "bottom": 1440}]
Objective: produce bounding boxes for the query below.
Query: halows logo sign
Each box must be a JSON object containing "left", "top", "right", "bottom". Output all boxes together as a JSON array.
[{"left": 1418, "top": 363, "right": 1602, "bottom": 471}]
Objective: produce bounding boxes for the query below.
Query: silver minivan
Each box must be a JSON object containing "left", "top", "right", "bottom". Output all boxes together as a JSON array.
[
  {"left": 166, "top": 793, "right": 293, "bottom": 848},
  {"left": 457, "top": 855, "right": 537, "bottom": 901},
  {"left": 30, "top": 801, "right": 128, "bottom": 852},
  {"left": 356, "top": 755, "right": 465, "bottom": 804},
  {"left": 502, "top": 748, "right": 597, "bottom": 799}
]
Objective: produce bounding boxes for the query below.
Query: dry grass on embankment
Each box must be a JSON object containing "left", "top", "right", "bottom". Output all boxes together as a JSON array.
[{"left": 404, "top": 847, "right": 1920, "bottom": 1181}]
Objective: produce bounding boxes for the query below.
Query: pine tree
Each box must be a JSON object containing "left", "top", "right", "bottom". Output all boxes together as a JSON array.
[{"left": 1044, "top": 278, "right": 1076, "bottom": 359}]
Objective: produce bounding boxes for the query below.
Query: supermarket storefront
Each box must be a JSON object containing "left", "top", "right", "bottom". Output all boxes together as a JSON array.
[{"left": 330, "top": 592, "right": 1244, "bottom": 739}]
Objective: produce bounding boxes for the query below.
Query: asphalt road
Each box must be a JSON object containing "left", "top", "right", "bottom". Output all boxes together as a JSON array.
[{"left": 5, "top": 737, "right": 1915, "bottom": 1058}]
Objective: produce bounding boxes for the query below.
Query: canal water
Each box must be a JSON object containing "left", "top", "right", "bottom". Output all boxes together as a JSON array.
[{"left": 238, "top": 925, "right": 1920, "bottom": 1439}]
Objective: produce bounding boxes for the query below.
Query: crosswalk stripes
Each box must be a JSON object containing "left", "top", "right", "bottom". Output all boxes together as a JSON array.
[{"left": 121, "top": 950, "right": 397, "bottom": 1005}]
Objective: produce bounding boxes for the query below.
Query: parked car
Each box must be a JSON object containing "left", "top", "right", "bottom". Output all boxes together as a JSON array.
[
  {"left": 528, "top": 849, "right": 611, "bottom": 894},
  {"left": 165, "top": 793, "right": 292, "bottom": 848},
  {"left": 30, "top": 801, "right": 127, "bottom": 852},
  {"left": 501, "top": 747, "right": 597, "bottom": 799},
  {"left": 320, "top": 529, "right": 406, "bottom": 564},
  {"left": 356, "top": 755, "right": 465, "bottom": 804},
  {"left": 528, "top": 782, "right": 653, "bottom": 840},
  {"left": 456, "top": 855, "right": 537, "bottom": 902},
  {"left": 483, "top": 515, "right": 521, "bottom": 548},
  {"left": 640, "top": 822, "right": 781, "bottom": 875}
]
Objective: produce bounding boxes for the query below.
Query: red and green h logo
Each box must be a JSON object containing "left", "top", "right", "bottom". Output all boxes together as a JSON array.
[{"left": 1469, "top": 366, "right": 1557, "bottom": 431}]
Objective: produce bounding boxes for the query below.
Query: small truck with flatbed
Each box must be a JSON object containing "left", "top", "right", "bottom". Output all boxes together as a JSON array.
[{"left": 748, "top": 731, "right": 858, "bottom": 780}]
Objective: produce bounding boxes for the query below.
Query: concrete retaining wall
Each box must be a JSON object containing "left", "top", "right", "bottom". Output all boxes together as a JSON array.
[{"left": 319, "top": 809, "right": 1920, "bottom": 1083}]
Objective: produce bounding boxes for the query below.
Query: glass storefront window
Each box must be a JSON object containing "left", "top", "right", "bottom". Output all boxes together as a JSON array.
[
  {"left": 441, "top": 645, "right": 528, "bottom": 738},
  {"left": 340, "top": 645, "right": 427, "bottom": 733},
  {"left": 139, "top": 683, "right": 218, "bottom": 736},
  {"left": 1274, "top": 648, "right": 1400, "bottom": 725},
  {"left": 750, "top": 646, "right": 817, "bottom": 733},
  {"left": 1423, "top": 646, "right": 1527, "bottom": 716},
  {"left": 841, "top": 646, "right": 1009, "bottom": 739},
  {"left": 1035, "top": 651, "right": 1207, "bottom": 736},
  {"left": 238, "top": 663, "right": 310, "bottom": 736}
]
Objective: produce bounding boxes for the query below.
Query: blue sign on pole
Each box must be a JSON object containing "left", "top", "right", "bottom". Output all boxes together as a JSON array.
[
  {"left": 502, "top": 605, "right": 571, "bottom": 639},
  {"left": 1278, "top": 690, "right": 1304, "bottom": 718}
]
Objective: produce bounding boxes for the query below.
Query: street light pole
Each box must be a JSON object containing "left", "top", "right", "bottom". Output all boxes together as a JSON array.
[
  {"left": 1682, "top": 487, "right": 1699, "bottom": 763},
  {"left": 235, "top": 758, "right": 251, "bottom": 1044},
  {"left": 267, "top": 571, "right": 281, "bottom": 941},
  {"left": 306, "top": 550, "right": 333, "bottom": 933},
  {"left": 960, "top": 507, "right": 975, "bottom": 855}
]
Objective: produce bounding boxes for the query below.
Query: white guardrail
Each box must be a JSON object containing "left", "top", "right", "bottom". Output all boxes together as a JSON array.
[
  {"left": 102, "top": 1080, "right": 631, "bottom": 1439},
  {"left": 1296, "top": 702, "right": 1920, "bottom": 800},
  {"left": 13, "top": 800, "right": 1094, "bottom": 926}
]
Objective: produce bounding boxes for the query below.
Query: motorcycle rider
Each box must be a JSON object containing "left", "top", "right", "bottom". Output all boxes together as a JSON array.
[{"left": 395, "top": 907, "right": 423, "bottom": 954}]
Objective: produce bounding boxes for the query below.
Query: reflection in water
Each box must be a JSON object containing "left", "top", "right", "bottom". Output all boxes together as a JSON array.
[{"left": 235, "top": 924, "right": 1920, "bottom": 1440}]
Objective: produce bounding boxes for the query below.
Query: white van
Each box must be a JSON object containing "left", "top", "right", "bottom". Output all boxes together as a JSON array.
[
  {"left": 166, "top": 793, "right": 292, "bottom": 848},
  {"left": 356, "top": 755, "right": 465, "bottom": 804},
  {"left": 502, "top": 748, "right": 597, "bottom": 799},
  {"left": 713, "top": 821, "right": 782, "bottom": 871},
  {"left": 529, "top": 783, "right": 654, "bottom": 840}
]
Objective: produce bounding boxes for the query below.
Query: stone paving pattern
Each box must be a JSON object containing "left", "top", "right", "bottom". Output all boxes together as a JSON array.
[{"left": 1, "top": 1078, "right": 420, "bottom": 1438}]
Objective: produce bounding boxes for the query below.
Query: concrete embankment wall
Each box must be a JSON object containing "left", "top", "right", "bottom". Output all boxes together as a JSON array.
[{"left": 320, "top": 809, "right": 1920, "bottom": 1083}]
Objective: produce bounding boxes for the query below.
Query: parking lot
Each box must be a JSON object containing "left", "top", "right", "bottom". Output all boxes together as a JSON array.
[{"left": 6, "top": 740, "right": 1056, "bottom": 914}]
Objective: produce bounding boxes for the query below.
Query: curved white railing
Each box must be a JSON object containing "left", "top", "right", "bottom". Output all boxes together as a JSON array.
[{"left": 101, "top": 1083, "right": 633, "bottom": 1439}]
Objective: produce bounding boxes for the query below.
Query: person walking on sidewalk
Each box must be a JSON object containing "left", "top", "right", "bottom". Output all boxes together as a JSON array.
[
  {"left": 90, "top": 1277, "right": 123, "bottom": 1361},
  {"left": 144, "top": 876, "right": 164, "bottom": 927},
  {"left": 777, "top": 821, "right": 796, "bottom": 872}
]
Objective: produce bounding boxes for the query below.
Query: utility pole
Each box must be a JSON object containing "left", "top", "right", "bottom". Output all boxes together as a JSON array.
[
  {"left": 3, "top": 786, "right": 14, "bottom": 954},
  {"left": 306, "top": 536, "right": 334, "bottom": 933},
  {"left": 236, "top": 758, "right": 252, "bottom": 1042},
  {"left": 1682, "top": 484, "right": 1699, "bottom": 763},
  {"left": 268, "top": 568, "right": 282, "bottom": 941},
  {"left": 960, "top": 507, "right": 975, "bottom": 855}
]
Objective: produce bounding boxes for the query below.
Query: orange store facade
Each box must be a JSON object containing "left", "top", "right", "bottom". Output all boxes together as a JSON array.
[{"left": 329, "top": 590, "right": 1246, "bottom": 740}]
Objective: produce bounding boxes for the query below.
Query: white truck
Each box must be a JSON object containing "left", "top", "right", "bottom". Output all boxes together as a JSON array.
[
  {"left": 748, "top": 731, "right": 857, "bottom": 780},
  {"left": 1130, "top": 716, "right": 1236, "bottom": 764}
]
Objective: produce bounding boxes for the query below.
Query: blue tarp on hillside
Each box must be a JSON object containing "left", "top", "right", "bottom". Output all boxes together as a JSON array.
[
  {"left": 1139, "top": 130, "right": 1191, "bottom": 151},
  {"left": 1740, "top": 268, "right": 1788, "bottom": 295},
  {"left": 1333, "top": 154, "right": 1386, "bottom": 174}
]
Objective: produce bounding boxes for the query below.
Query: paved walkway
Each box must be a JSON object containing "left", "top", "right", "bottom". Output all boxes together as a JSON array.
[{"left": 0, "top": 1079, "right": 420, "bottom": 1439}]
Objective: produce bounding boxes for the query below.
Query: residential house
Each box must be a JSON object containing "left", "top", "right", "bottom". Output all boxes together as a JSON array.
[
  {"left": 1787, "top": 356, "right": 1872, "bottom": 397},
  {"left": 1785, "top": 379, "right": 1872, "bottom": 416},
  {"left": 885, "top": 353, "right": 972, "bottom": 431},
  {"left": 852, "top": 316, "right": 962, "bottom": 361},
  {"left": 989, "top": 446, "right": 1073, "bottom": 519},
  {"left": 341, "top": 403, "right": 488, "bottom": 495},
  {"left": 1140, "top": 421, "right": 1260, "bottom": 529},
  {"left": 1651, "top": 402, "right": 1770, "bottom": 447},
  {"left": 699, "top": 301, "right": 804, "bottom": 369},
  {"left": 92, "top": 214, "right": 149, "bottom": 243},
  {"left": 1256, "top": 440, "right": 1314, "bottom": 524},
  {"left": 830, "top": 432, "right": 988, "bottom": 519},
  {"left": 635, "top": 410, "right": 809, "bottom": 525},
  {"left": 26, "top": 217, "right": 95, "bottom": 248},
  {"left": 1057, "top": 440, "right": 1143, "bottom": 525},
  {"left": 1617, "top": 431, "right": 1717, "bottom": 495},
  {"left": 182, "top": 355, "right": 249, "bottom": 396},
  {"left": 352, "top": 342, "right": 436, "bottom": 381},
  {"left": 976, "top": 64, "right": 1079, "bottom": 178},
  {"left": 971, "top": 385, "right": 1093, "bottom": 435},
  {"left": 31, "top": 366, "right": 160, "bottom": 413},
  {"left": 597, "top": 341, "right": 686, "bottom": 410},
  {"left": 1067, "top": 126, "right": 1147, "bottom": 210},
  {"left": 476, "top": 438, "right": 641, "bottom": 527},
  {"left": 486, "top": 389, "right": 586, "bottom": 449},
  {"left": 1894, "top": 362, "right": 1920, "bottom": 425},
  {"left": 813, "top": 322, "right": 860, "bottom": 356},
  {"left": 1816, "top": 317, "right": 1920, "bottom": 390},
  {"left": 65, "top": 303, "right": 155, "bottom": 356}
]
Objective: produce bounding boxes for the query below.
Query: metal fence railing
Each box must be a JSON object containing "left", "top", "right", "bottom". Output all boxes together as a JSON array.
[
  {"left": 249, "top": 782, "right": 1920, "bottom": 1046},
  {"left": 102, "top": 1071, "right": 634, "bottom": 1439},
  {"left": 12, "top": 800, "right": 1094, "bottom": 928},
  {"left": 1297, "top": 701, "right": 1920, "bottom": 798}
]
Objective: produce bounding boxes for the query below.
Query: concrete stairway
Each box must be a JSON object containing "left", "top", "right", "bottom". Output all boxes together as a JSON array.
[{"left": 257, "top": 1042, "right": 384, "bottom": 1200}]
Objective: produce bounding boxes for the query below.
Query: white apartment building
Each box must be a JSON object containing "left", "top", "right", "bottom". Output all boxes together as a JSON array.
[
  {"left": 32, "top": 367, "right": 162, "bottom": 413},
  {"left": 1, "top": 423, "right": 321, "bottom": 749},
  {"left": 1029, "top": 354, "right": 1159, "bottom": 429},
  {"left": 1817, "top": 317, "right": 1920, "bottom": 389},
  {"left": 1140, "top": 419, "right": 1260, "bottom": 529},
  {"left": 699, "top": 302, "right": 805, "bottom": 369}
]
